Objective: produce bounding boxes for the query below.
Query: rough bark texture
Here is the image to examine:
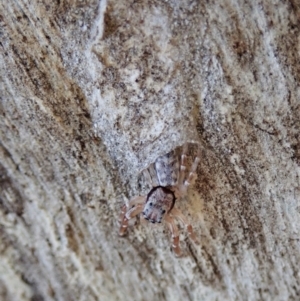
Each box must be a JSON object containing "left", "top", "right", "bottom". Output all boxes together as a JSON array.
[{"left": 1, "top": 0, "right": 300, "bottom": 300}]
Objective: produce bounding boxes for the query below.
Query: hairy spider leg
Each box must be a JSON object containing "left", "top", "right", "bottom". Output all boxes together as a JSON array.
[
  {"left": 180, "top": 145, "right": 201, "bottom": 195},
  {"left": 118, "top": 195, "right": 145, "bottom": 224},
  {"left": 165, "top": 214, "right": 181, "bottom": 257},
  {"left": 118, "top": 196, "right": 145, "bottom": 236},
  {"left": 119, "top": 204, "right": 144, "bottom": 236},
  {"left": 178, "top": 143, "right": 188, "bottom": 189},
  {"left": 170, "top": 207, "right": 199, "bottom": 244}
]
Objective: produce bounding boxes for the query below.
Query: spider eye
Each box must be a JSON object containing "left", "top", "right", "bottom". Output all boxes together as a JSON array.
[
  {"left": 149, "top": 202, "right": 153, "bottom": 206},
  {"left": 161, "top": 210, "right": 166, "bottom": 214}
]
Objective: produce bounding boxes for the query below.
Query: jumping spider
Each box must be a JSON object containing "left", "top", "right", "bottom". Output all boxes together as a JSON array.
[{"left": 119, "top": 143, "right": 200, "bottom": 256}]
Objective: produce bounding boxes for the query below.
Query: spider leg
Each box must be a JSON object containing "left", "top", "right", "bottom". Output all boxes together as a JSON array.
[
  {"left": 164, "top": 214, "right": 182, "bottom": 257},
  {"left": 185, "top": 145, "right": 201, "bottom": 186},
  {"left": 170, "top": 207, "right": 199, "bottom": 244},
  {"left": 118, "top": 195, "right": 145, "bottom": 225},
  {"left": 178, "top": 143, "right": 188, "bottom": 188},
  {"left": 179, "top": 145, "right": 201, "bottom": 195},
  {"left": 118, "top": 196, "right": 145, "bottom": 236},
  {"left": 119, "top": 204, "right": 144, "bottom": 236}
]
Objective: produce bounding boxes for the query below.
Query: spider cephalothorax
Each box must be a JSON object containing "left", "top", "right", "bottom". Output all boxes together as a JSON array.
[
  {"left": 118, "top": 143, "right": 200, "bottom": 256},
  {"left": 143, "top": 186, "right": 175, "bottom": 223}
]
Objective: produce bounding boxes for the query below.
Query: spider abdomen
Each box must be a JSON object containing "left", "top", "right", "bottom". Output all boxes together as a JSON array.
[{"left": 154, "top": 150, "right": 180, "bottom": 186}]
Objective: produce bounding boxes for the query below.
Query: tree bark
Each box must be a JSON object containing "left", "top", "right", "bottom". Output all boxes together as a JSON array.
[{"left": 1, "top": 0, "right": 300, "bottom": 300}]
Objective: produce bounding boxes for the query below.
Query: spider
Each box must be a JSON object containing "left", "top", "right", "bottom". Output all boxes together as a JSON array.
[{"left": 118, "top": 143, "right": 200, "bottom": 256}]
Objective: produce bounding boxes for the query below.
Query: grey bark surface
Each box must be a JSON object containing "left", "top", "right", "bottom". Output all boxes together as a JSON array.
[{"left": 1, "top": 0, "right": 300, "bottom": 300}]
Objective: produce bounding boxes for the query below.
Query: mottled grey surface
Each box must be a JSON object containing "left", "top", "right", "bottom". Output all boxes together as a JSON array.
[{"left": 1, "top": 0, "right": 300, "bottom": 300}]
